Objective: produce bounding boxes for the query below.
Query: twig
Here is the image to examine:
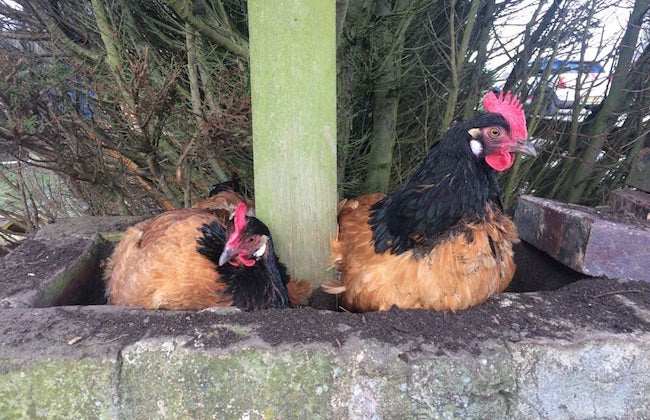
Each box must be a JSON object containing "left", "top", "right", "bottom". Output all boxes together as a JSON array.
[
  {"left": 592, "top": 290, "right": 647, "bottom": 299},
  {"left": 83, "top": 333, "right": 130, "bottom": 346},
  {"left": 4, "top": 57, "right": 24, "bottom": 84}
]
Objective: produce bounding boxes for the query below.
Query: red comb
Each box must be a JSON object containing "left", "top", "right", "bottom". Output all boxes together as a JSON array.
[
  {"left": 233, "top": 203, "right": 247, "bottom": 233},
  {"left": 226, "top": 203, "right": 248, "bottom": 248},
  {"left": 482, "top": 91, "right": 528, "bottom": 140}
]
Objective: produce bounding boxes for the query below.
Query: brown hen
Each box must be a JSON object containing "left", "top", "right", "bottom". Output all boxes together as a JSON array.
[
  {"left": 105, "top": 186, "right": 310, "bottom": 310},
  {"left": 324, "top": 92, "right": 535, "bottom": 312}
]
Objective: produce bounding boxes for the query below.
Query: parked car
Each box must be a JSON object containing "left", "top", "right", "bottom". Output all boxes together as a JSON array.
[{"left": 524, "top": 58, "right": 609, "bottom": 116}]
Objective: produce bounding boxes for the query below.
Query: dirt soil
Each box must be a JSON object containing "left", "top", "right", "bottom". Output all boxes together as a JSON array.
[{"left": 3, "top": 277, "right": 649, "bottom": 357}]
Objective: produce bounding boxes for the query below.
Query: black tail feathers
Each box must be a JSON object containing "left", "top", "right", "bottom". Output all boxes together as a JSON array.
[{"left": 208, "top": 174, "right": 242, "bottom": 197}]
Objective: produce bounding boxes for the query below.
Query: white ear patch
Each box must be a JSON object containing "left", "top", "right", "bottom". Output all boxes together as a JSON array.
[
  {"left": 470, "top": 139, "right": 483, "bottom": 156},
  {"left": 253, "top": 242, "right": 267, "bottom": 258}
]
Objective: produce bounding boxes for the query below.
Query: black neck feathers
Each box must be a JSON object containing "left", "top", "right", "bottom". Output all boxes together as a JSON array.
[
  {"left": 197, "top": 221, "right": 290, "bottom": 310},
  {"left": 369, "top": 117, "right": 504, "bottom": 255}
]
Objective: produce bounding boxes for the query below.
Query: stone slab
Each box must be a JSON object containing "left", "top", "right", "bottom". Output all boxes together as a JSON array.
[
  {"left": 609, "top": 188, "right": 650, "bottom": 221},
  {"left": 0, "top": 235, "right": 101, "bottom": 308},
  {"left": 0, "top": 216, "right": 148, "bottom": 308},
  {"left": 628, "top": 147, "right": 650, "bottom": 192},
  {"left": 514, "top": 195, "right": 650, "bottom": 281},
  {"left": 34, "top": 216, "right": 148, "bottom": 241},
  {"left": 0, "top": 357, "right": 118, "bottom": 419},
  {"left": 1, "top": 280, "right": 649, "bottom": 419}
]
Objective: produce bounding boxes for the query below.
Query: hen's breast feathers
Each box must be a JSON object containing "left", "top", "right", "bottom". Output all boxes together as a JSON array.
[{"left": 327, "top": 194, "right": 518, "bottom": 312}]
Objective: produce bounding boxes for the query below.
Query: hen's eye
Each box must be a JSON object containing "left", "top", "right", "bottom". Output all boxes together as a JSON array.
[{"left": 488, "top": 128, "right": 501, "bottom": 138}]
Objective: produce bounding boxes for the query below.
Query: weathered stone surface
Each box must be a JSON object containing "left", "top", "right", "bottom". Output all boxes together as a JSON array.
[
  {"left": 119, "top": 342, "right": 335, "bottom": 419},
  {"left": 609, "top": 188, "right": 650, "bottom": 220},
  {"left": 628, "top": 147, "right": 650, "bottom": 192},
  {"left": 0, "top": 358, "right": 117, "bottom": 419},
  {"left": 0, "top": 216, "right": 148, "bottom": 308},
  {"left": 513, "top": 337, "right": 650, "bottom": 418},
  {"left": 34, "top": 216, "right": 148, "bottom": 241},
  {"left": 1, "top": 280, "right": 650, "bottom": 419},
  {"left": 2, "top": 215, "right": 650, "bottom": 418},
  {"left": 515, "top": 195, "right": 650, "bottom": 281},
  {"left": 0, "top": 235, "right": 101, "bottom": 308}
]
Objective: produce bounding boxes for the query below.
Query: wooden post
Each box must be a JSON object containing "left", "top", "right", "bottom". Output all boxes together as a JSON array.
[{"left": 248, "top": 1, "right": 337, "bottom": 285}]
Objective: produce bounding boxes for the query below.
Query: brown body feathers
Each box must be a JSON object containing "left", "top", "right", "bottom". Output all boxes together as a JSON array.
[
  {"left": 325, "top": 195, "right": 518, "bottom": 312},
  {"left": 105, "top": 190, "right": 311, "bottom": 310}
]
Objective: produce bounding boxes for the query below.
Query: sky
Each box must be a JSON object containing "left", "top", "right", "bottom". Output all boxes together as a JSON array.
[{"left": 488, "top": 0, "right": 635, "bottom": 80}]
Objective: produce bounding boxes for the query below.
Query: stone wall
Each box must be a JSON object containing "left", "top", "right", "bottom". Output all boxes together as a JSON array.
[{"left": 1, "top": 216, "right": 649, "bottom": 418}]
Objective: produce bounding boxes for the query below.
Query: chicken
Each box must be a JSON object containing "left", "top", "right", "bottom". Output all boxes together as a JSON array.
[
  {"left": 323, "top": 91, "right": 536, "bottom": 312},
  {"left": 105, "top": 186, "right": 311, "bottom": 310},
  {"left": 192, "top": 177, "right": 255, "bottom": 217}
]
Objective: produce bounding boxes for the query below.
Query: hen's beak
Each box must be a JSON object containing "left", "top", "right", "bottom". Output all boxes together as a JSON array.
[
  {"left": 218, "top": 247, "right": 234, "bottom": 266},
  {"left": 468, "top": 128, "right": 481, "bottom": 139},
  {"left": 509, "top": 140, "right": 537, "bottom": 157}
]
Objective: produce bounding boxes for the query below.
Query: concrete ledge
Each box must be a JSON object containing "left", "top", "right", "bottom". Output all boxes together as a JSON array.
[
  {"left": 0, "top": 235, "right": 101, "bottom": 308},
  {"left": 33, "top": 216, "right": 149, "bottom": 241},
  {"left": 1, "top": 280, "right": 650, "bottom": 419}
]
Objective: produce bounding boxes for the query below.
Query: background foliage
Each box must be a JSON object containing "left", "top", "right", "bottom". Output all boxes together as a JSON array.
[{"left": 0, "top": 0, "right": 648, "bottom": 246}]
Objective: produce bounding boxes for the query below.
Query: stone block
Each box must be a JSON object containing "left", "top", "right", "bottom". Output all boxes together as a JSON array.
[
  {"left": 2, "top": 285, "right": 650, "bottom": 419},
  {"left": 514, "top": 195, "right": 650, "bottom": 281},
  {"left": 119, "top": 342, "right": 336, "bottom": 419},
  {"left": 0, "top": 216, "right": 149, "bottom": 308},
  {"left": 35, "top": 216, "right": 148, "bottom": 241},
  {"left": 628, "top": 147, "right": 650, "bottom": 192},
  {"left": 609, "top": 188, "right": 650, "bottom": 220},
  {"left": 0, "top": 358, "right": 118, "bottom": 419},
  {"left": 0, "top": 235, "right": 102, "bottom": 308}
]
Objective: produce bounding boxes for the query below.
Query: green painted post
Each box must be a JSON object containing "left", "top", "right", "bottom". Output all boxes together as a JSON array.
[{"left": 248, "top": 1, "right": 337, "bottom": 285}]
